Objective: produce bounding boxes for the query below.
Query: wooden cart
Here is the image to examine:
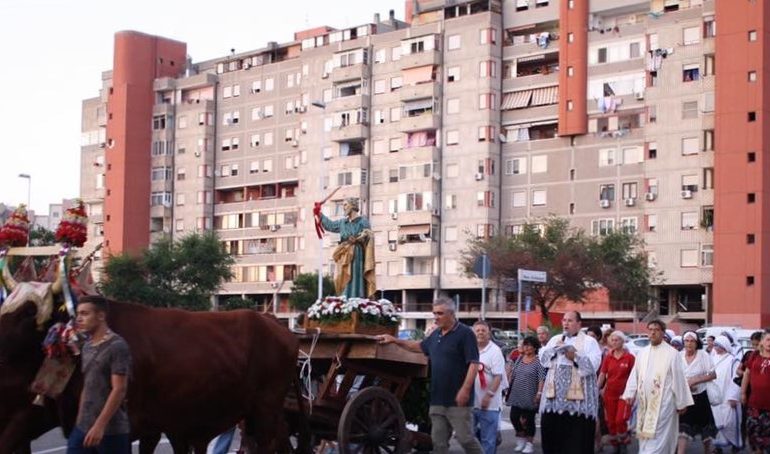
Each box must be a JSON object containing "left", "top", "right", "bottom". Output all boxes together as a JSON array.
[{"left": 285, "top": 332, "right": 429, "bottom": 454}]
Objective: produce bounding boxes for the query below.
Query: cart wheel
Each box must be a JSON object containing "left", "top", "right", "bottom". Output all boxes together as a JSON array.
[{"left": 337, "top": 387, "right": 407, "bottom": 454}]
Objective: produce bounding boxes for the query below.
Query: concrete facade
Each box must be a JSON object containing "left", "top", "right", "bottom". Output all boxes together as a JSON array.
[{"left": 80, "top": 0, "right": 752, "bottom": 328}]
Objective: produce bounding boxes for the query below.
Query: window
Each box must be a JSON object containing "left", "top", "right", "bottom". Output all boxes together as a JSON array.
[
  {"left": 646, "top": 214, "right": 657, "bottom": 232},
  {"left": 152, "top": 115, "right": 167, "bottom": 130},
  {"left": 703, "top": 167, "right": 714, "bottom": 189},
  {"left": 445, "top": 194, "right": 457, "bottom": 209},
  {"left": 480, "top": 28, "right": 497, "bottom": 45},
  {"left": 444, "top": 259, "right": 457, "bottom": 275},
  {"left": 479, "top": 61, "right": 496, "bottom": 78},
  {"left": 389, "top": 137, "right": 401, "bottom": 152},
  {"left": 748, "top": 151, "right": 756, "bottom": 162},
  {"left": 599, "top": 148, "right": 616, "bottom": 167},
  {"left": 250, "top": 134, "right": 260, "bottom": 147},
  {"left": 591, "top": 219, "right": 615, "bottom": 236},
  {"left": 597, "top": 48, "right": 607, "bottom": 64},
  {"left": 447, "top": 35, "right": 461, "bottom": 50},
  {"left": 176, "top": 193, "right": 185, "bottom": 206},
  {"left": 682, "top": 174, "right": 699, "bottom": 191},
  {"left": 263, "top": 132, "right": 273, "bottom": 146},
  {"left": 620, "top": 217, "right": 637, "bottom": 234},
  {"left": 446, "top": 130, "right": 459, "bottom": 145},
  {"left": 648, "top": 141, "right": 658, "bottom": 159},
  {"left": 682, "top": 137, "right": 699, "bottom": 155},
  {"left": 251, "top": 80, "right": 262, "bottom": 93},
  {"left": 682, "top": 101, "right": 698, "bottom": 119},
  {"left": 531, "top": 155, "right": 547, "bottom": 173},
  {"left": 747, "top": 276, "right": 755, "bottom": 286},
  {"left": 447, "top": 66, "right": 460, "bottom": 83},
  {"left": 477, "top": 126, "right": 495, "bottom": 142},
  {"left": 599, "top": 184, "right": 615, "bottom": 201},
  {"left": 177, "top": 168, "right": 186, "bottom": 181},
  {"left": 390, "top": 107, "right": 401, "bottom": 122},
  {"left": 704, "top": 54, "right": 715, "bottom": 76},
  {"left": 749, "top": 111, "right": 757, "bottom": 122},
  {"left": 681, "top": 211, "right": 698, "bottom": 230},
  {"left": 447, "top": 98, "right": 460, "bottom": 114},
  {"left": 622, "top": 147, "right": 643, "bottom": 164},
  {"left": 506, "top": 158, "right": 527, "bottom": 175},
  {"left": 445, "top": 226, "right": 457, "bottom": 242},
  {"left": 391, "top": 46, "right": 401, "bottom": 61},
  {"left": 250, "top": 161, "right": 259, "bottom": 174},
  {"left": 704, "top": 130, "right": 714, "bottom": 151},
  {"left": 479, "top": 93, "right": 495, "bottom": 110},
  {"left": 630, "top": 42, "right": 641, "bottom": 59},
  {"left": 532, "top": 189, "right": 547, "bottom": 206},
  {"left": 701, "top": 245, "right": 714, "bottom": 267},
  {"left": 748, "top": 193, "right": 756, "bottom": 203},
  {"left": 682, "top": 64, "right": 700, "bottom": 82},
  {"left": 264, "top": 77, "right": 274, "bottom": 91},
  {"left": 477, "top": 191, "right": 495, "bottom": 208},
  {"left": 374, "top": 79, "right": 386, "bottom": 94},
  {"left": 703, "top": 16, "right": 716, "bottom": 38},
  {"left": 749, "top": 71, "right": 757, "bottom": 82},
  {"left": 512, "top": 191, "right": 526, "bottom": 207},
  {"left": 390, "top": 76, "right": 402, "bottom": 91},
  {"left": 748, "top": 234, "right": 755, "bottom": 244},
  {"left": 681, "top": 249, "right": 698, "bottom": 268},
  {"left": 446, "top": 164, "right": 459, "bottom": 178},
  {"left": 374, "top": 48, "right": 386, "bottom": 63},
  {"left": 683, "top": 26, "right": 700, "bottom": 45},
  {"left": 622, "top": 182, "right": 638, "bottom": 200},
  {"left": 749, "top": 30, "right": 758, "bottom": 42}
]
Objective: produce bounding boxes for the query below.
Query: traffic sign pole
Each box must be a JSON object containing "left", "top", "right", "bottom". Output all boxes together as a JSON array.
[{"left": 481, "top": 254, "right": 487, "bottom": 320}]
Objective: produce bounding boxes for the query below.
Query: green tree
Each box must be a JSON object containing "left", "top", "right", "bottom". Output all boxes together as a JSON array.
[
  {"left": 288, "top": 272, "right": 335, "bottom": 312},
  {"left": 29, "top": 226, "right": 56, "bottom": 247},
  {"left": 100, "top": 232, "right": 234, "bottom": 311},
  {"left": 219, "top": 296, "right": 255, "bottom": 311},
  {"left": 461, "top": 217, "right": 656, "bottom": 319}
]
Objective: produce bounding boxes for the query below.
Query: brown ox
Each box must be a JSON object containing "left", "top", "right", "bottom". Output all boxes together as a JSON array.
[{"left": 0, "top": 298, "right": 299, "bottom": 454}]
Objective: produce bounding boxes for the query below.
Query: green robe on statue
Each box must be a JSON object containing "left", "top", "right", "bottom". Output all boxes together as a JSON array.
[{"left": 320, "top": 214, "right": 371, "bottom": 298}]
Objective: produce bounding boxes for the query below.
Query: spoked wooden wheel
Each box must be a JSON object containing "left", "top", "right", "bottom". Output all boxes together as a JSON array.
[{"left": 337, "top": 387, "right": 407, "bottom": 454}]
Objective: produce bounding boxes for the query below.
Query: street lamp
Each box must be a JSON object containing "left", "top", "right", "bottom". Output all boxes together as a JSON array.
[
  {"left": 18, "top": 174, "right": 31, "bottom": 246},
  {"left": 311, "top": 101, "right": 327, "bottom": 301}
]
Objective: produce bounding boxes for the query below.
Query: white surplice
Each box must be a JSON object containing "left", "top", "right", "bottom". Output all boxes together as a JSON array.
[
  {"left": 711, "top": 352, "right": 743, "bottom": 449},
  {"left": 622, "top": 343, "right": 694, "bottom": 454}
]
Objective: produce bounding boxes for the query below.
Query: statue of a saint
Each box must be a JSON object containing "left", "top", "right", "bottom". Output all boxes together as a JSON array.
[{"left": 313, "top": 198, "right": 376, "bottom": 299}]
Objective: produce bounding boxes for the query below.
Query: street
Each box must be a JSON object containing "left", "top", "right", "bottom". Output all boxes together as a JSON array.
[{"left": 31, "top": 409, "right": 708, "bottom": 453}]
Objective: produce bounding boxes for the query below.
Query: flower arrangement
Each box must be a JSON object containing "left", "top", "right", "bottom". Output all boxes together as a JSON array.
[
  {"left": 0, "top": 204, "right": 30, "bottom": 248},
  {"left": 55, "top": 200, "right": 88, "bottom": 247},
  {"left": 306, "top": 296, "right": 401, "bottom": 328}
]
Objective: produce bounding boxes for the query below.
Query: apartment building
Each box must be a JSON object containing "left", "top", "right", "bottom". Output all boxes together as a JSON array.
[{"left": 80, "top": 0, "right": 767, "bottom": 328}]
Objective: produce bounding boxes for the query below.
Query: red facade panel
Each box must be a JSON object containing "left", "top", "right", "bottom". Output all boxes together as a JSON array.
[{"left": 557, "top": 0, "right": 587, "bottom": 137}]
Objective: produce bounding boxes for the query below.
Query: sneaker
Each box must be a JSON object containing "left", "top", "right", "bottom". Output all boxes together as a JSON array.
[
  {"left": 514, "top": 438, "right": 526, "bottom": 452},
  {"left": 522, "top": 442, "right": 534, "bottom": 453}
]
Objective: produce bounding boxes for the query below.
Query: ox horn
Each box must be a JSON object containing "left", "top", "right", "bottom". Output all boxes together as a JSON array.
[
  {"left": 1, "top": 257, "right": 17, "bottom": 292},
  {"left": 51, "top": 255, "right": 67, "bottom": 295}
]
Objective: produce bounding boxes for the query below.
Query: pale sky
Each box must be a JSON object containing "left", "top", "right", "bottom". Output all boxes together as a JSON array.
[{"left": 0, "top": 0, "right": 404, "bottom": 214}]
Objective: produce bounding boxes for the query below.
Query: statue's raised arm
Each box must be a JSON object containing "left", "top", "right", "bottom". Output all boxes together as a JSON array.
[{"left": 312, "top": 196, "right": 376, "bottom": 299}]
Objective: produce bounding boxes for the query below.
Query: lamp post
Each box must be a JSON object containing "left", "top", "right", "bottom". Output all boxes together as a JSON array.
[
  {"left": 311, "top": 101, "right": 327, "bottom": 301},
  {"left": 18, "top": 173, "right": 31, "bottom": 246}
]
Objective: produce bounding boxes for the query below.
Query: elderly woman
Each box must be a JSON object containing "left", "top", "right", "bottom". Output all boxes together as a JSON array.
[
  {"left": 711, "top": 335, "right": 743, "bottom": 451},
  {"left": 678, "top": 330, "right": 717, "bottom": 454},
  {"left": 506, "top": 335, "right": 545, "bottom": 454},
  {"left": 598, "top": 330, "right": 635, "bottom": 452}
]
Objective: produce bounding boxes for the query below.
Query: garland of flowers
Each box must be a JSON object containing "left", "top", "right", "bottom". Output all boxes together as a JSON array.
[
  {"left": 0, "top": 204, "right": 30, "bottom": 248},
  {"left": 307, "top": 296, "right": 400, "bottom": 326},
  {"left": 55, "top": 200, "right": 88, "bottom": 248}
]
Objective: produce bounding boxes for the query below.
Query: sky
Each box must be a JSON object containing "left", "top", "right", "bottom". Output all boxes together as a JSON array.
[{"left": 0, "top": 0, "right": 404, "bottom": 214}]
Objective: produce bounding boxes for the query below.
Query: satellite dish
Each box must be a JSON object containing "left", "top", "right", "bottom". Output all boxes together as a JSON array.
[{"left": 499, "top": 134, "right": 508, "bottom": 143}]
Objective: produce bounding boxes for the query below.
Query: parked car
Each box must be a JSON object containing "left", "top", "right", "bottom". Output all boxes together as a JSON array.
[
  {"left": 491, "top": 328, "right": 519, "bottom": 358},
  {"left": 398, "top": 329, "right": 421, "bottom": 340},
  {"left": 625, "top": 336, "right": 650, "bottom": 356}
]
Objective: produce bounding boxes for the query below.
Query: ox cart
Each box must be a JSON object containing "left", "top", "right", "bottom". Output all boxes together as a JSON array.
[{"left": 285, "top": 332, "right": 429, "bottom": 454}]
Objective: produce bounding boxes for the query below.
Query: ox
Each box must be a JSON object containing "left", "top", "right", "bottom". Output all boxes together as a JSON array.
[{"left": 0, "top": 293, "right": 300, "bottom": 453}]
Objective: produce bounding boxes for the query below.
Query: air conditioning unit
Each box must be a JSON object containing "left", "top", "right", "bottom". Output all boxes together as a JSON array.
[
  {"left": 432, "top": 209, "right": 440, "bottom": 216},
  {"left": 269, "top": 225, "right": 280, "bottom": 232},
  {"left": 291, "top": 140, "right": 299, "bottom": 147},
  {"left": 475, "top": 173, "right": 484, "bottom": 181},
  {"left": 243, "top": 62, "right": 251, "bottom": 70},
  {"left": 600, "top": 199, "right": 611, "bottom": 208},
  {"left": 645, "top": 192, "right": 657, "bottom": 202},
  {"left": 681, "top": 190, "right": 693, "bottom": 199},
  {"left": 625, "top": 198, "right": 636, "bottom": 207},
  {"left": 297, "top": 106, "right": 307, "bottom": 113},
  {"left": 388, "top": 242, "right": 397, "bottom": 252},
  {"left": 321, "top": 71, "right": 329, "bottom": 79},
  {"left": 635, "top": 91, "right": 644, "bottom": 100},
  {"left": 391, "top": 212, "right": 398, "bottom": 220}
]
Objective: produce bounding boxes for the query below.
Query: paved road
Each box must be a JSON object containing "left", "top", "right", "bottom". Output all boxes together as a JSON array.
[{"left": 30, "top": 410, "right": 707, "bottom": 453}]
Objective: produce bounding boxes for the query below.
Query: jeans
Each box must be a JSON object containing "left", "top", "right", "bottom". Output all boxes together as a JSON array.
[
  {"left": 212, "top": 426, "right": 236, "bottom": 454},
  {"left": 66, "top": 426, "right": 131, "bottom": 454},
  {"left": 473, "top": 408, "right": 500, "bottom": 454},
  {"left": 429, "top": 405, "right": 484, "bottom": 454}
]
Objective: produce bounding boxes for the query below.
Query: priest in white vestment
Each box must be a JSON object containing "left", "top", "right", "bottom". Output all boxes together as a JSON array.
[{"left": 622, "top": 320, "right": 693, "bottom": 454}]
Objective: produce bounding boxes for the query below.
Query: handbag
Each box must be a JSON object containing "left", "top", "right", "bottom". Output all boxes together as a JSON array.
[{"left": 706, "top": 380, "right": 723, "bottom": 405}]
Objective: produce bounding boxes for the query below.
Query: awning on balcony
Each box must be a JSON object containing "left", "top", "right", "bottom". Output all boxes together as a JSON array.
[
  {"left": 399, "top": 224, "right": 431, "bottom": 235},
  {"left": 402, "top": 65, "right": 435, "bottom": 85},
  {"left": 501, "top": 90, "right": 532, "bottom": 110},
  {"left": 531, "top": 85, "right": 558, "bottom": 106},
  {"left": 516, "top": 53, "right": 546, "bottom": 63},
  {"left": 403, "top": 98, "right": 433, "bottom": 110}
]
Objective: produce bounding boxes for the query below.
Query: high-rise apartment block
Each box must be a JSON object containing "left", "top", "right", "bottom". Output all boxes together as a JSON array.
[{"left": 80, "top": 0, "right": 769, "bottom": 328}]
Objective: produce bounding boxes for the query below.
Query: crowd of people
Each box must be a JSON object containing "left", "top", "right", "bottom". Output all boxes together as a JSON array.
[{"left": 382, "top": 298, "right": 770, "bottom": 454}]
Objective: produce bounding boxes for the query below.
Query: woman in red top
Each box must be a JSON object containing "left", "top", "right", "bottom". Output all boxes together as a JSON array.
[
  {"left": 742, "top": 330, "right": 770, "bottom": 454},
  {"left": 598, "top": 330, "right": 635, "bottom": 452}
]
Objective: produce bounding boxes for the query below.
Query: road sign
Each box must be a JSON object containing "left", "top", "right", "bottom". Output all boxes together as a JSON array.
[
  {"left": 472, "top": 255, "right": 492, "bottom": 278},
  {"left": 517, "top": 269, "right": 547, "bottom": 283}
]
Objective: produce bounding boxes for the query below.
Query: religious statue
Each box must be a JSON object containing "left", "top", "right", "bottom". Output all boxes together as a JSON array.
[{"left": 313, "top": 197, "right": 376, "bottom": 299}]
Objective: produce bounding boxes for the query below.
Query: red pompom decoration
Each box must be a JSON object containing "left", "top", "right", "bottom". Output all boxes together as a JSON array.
[
  {"left": 55, "top": 200, "right": 88, "bottom": 248},
  {"left": 0, "top": 205, "right": 30, "bottom": 247}
]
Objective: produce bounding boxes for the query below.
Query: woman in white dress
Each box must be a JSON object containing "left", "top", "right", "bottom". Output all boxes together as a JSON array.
[
  {"left": 711, "top": 335, "right": 743, "bottom": 452},
  {"left": 678, "top": 331, "right": 717, "bottom": 454}
]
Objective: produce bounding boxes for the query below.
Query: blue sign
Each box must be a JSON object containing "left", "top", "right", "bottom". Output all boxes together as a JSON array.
[{"left": 525, "top": 295, "right": 532, "bottom": 312}]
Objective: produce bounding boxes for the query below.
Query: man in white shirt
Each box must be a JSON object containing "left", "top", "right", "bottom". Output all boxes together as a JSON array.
[
  {"left": 539, "top": 311, "right": 602, "bottom": 453},
  {"left": 472, "top": 320, "right": 507, "bottom": 454}
]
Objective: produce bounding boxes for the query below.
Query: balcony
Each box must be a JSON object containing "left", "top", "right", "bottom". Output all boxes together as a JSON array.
[
  {"left": 153, "top": 77, "right": 176, "bottom": 92},
  {"left": 330, "top": 123, "right": 368, "bottom": 142},
  {"left": 400, "top": 50, "right": 441, "bottom": 69},
  {"left": 331, "top": 64, "right": 368, "bottom": 83},
  {"left": 399, "top": 82, "right": 440, "bottom": 102},
  {"left": 392, "top": 210, "right": 434, "bottom": 226},
  {"left": 330, "top": 94, "right": 369, "bottom": 112},
  {"left": 399, "top": 113, "right": 440, "bottom": 133},
  {"left": 398, "top": 274, "right": 439, "bottom": 290},
  {"left": 402, "top": 145, "right": 439, "bottom": 162},
  {"left": 153, "top": 103, "right": 174, "bottom": 116},
  {"left": 398, "top": 241, "right": 438, "bottom": 257},
  {"left": 502, "top": 104, "right": 558, "bottom": 124},
  {"left": 502, "top": 40, "right": 559, "bottom": 60}
]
